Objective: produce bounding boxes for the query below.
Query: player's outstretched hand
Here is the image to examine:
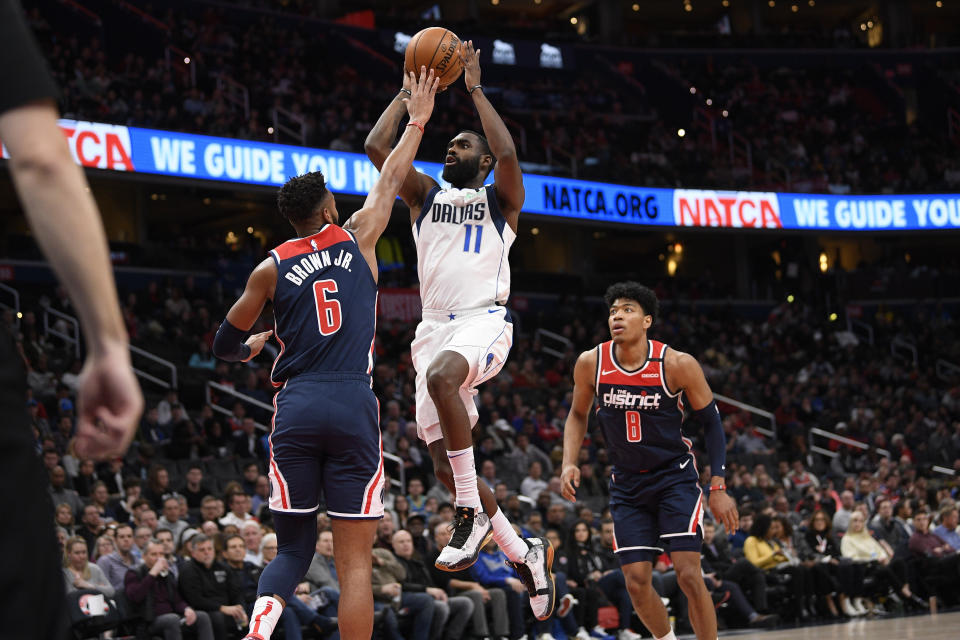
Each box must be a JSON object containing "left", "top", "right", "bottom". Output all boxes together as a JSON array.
[
  {"left": 560, "top": 464, "right": 580, "bottom": 502},
  {"left": 72, "top": 339, "right": 144, "bottom": 461},
  {"left": 243, "top": 330, "right": 273, "bottom": 361},
  {"left": 708, "top": 490, "right": 739, "bottom": 534},
  {"left": 402, "top": 66, "right": 439, "bottom": 125},
  {"left": 460, "top": 39, "right": 481, "bottom": 89}
]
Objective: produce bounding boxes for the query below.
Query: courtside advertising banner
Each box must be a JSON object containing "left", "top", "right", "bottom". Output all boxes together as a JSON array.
[{"left": 3, "top": 119, "right": 957, "bottom": 232}]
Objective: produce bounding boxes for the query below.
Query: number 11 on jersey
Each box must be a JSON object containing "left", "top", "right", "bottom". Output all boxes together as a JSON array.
[
  {"left": 462, "top": 224, "right": 483, "bottom": 253},
  {"left": 626, "top": 410, "right": 642, "bottom": 442}
]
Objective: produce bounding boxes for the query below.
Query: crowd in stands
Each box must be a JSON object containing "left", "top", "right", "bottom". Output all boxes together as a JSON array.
[
  {"left": 9, "top": 3, "right": 960, "bottom": 638},
  {"left": 12, "top": 263, "right": 960, "bottom": 638},
  {"left": 20, "top": 1, "right": 960, "bottom": 194}
]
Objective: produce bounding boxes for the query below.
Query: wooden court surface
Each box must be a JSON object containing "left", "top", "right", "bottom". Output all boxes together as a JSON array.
[{"left": 701, "top": 611, "right": 960, "bottom": 640}]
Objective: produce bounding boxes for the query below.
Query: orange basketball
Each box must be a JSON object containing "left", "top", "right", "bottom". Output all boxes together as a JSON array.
[{"left": 404, "top": 27, "right": 464, "bottom": 89}]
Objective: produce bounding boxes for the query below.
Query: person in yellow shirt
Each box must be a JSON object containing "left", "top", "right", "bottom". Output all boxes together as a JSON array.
[{"left": 743, "top": 514, "right": 811, "bottom": 619}]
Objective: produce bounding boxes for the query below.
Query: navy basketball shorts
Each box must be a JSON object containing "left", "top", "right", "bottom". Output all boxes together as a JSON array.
[
  {"left": 268, "top": 373, "right": 384, "bottom": 519},
  {"left": 608, "top": 457, "right": 704, "bottom": 565}
]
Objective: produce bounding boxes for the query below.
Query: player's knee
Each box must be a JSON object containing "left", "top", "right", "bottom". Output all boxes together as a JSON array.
[
  {"left": 426, "top": 366, "right": 460, "bottom": 398},
  {"left": 675, "top": 565, "right": 702, "bottom": 593},
  {"left": 624, "top": 574, "right": 649, "bottom": 598}
]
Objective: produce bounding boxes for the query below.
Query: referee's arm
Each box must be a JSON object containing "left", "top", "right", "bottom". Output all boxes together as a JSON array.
[{"left": 1, "top": 0, "right": 142, "bottom": 458}]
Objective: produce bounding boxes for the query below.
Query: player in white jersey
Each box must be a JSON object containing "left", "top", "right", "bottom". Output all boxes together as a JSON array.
[{"left": 366, "top": 41, "right": 555, "bottom": 622}]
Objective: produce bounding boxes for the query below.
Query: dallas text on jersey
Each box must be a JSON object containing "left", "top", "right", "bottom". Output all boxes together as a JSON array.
[
  {"left": 282, "top": 248, "right": 354, "bottom": 286},
  {"left": 430, "top": 200, "right": 487, "bottom": 224}
]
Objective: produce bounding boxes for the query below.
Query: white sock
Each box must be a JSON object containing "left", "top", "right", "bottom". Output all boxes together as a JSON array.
[
  {"left": 490, "top": 508, "right": 529, "bottom": 563},
  {"left": 249, "top": 596, "right": 284, "bottom": 639},
  {"left": 655, "top": 631, "right": 677, "bottom": 640},
  {"left": 447, "top": 447, "right": 481, "bottom": 509}
]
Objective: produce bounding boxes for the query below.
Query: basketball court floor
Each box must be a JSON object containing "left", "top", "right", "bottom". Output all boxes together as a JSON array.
[{"left": 703, "top": 611, "right": 960, "bottom": 640}]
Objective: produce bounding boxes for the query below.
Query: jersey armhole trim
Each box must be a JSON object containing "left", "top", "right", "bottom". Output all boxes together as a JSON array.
[
  {"left": 487, "top": 185, "right": 508, "bottom": 239},
  {"left": 593, "top": 344, "right": 602, "bottom": 396},
  {"left": 414, "top": 186, "right": 441, "bottom": 233},
  {"left": 659, "top": 343, "right": 682, "bottom": 398},
  {"left": 343, "top": 229, "right": 359, "bottom": 245},
  {"left": 269, "top": 249, "right": 281, "bottom": 266}
]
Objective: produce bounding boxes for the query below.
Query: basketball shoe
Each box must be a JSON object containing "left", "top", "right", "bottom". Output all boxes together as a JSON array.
[
  {"left": 435, "top": 506, "right": 493, "bottom": 571},
  {"left": 507, "top": 537, "right": 556, "bottom": 620}
]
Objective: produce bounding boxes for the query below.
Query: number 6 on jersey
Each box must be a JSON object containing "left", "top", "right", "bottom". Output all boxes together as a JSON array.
[
  {"left": 626, "top": 410, "right": 642, "bottom": 442},
  {"left": 313, "top": 279, "right": 342, "bottom": 335}
]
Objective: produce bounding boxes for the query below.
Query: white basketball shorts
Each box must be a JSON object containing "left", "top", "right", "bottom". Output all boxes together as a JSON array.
[{"left": 412, "top": 305, "right": 513, "bottom": 445}]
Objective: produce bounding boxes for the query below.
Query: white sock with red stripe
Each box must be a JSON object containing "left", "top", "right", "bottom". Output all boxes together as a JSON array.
[
  {"left": 490, "top": 508, "right": 529, "bottom": 563},
  {"left": 248, "top": 596, "right": 283, "bottom": 639},
  {"left": 447, "top": 446, "right": 482, "bottom": 509}
]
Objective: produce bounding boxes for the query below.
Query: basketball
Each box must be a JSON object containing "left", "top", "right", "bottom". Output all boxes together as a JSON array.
[{"left": 404, "top": 26, "right": 464, "bottom": 89}]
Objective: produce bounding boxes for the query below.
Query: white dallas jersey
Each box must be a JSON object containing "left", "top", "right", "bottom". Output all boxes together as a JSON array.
[{"left": 413, "top": 185, "right": 516, "bottom": 311}]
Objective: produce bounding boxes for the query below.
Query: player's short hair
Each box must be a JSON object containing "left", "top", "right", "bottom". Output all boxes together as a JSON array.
[
  {"left": 278, "top": 172, "right": 331, "bottom": 223},
  {"left": 604, "top": 281, "right": 659, "bottom": 323},
  {"left": 458, "top": 129, "right": 497, "bottom": 174}
]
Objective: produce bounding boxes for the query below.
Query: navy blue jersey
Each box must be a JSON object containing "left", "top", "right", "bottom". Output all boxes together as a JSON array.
[
  {"left": 268, "top": 224, "right": 376, "bottom": 386},
  {"left": 593, "top": 339, "right": 693, "bottom": 474}
]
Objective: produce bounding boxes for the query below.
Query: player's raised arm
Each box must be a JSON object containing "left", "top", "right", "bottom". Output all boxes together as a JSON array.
[
  {"left": 560, "top": 348, "right": 599, "bottom": 502},
  {"left": 364, "top": 70, "right": 439, "bottom": 217},
  {"left": 213, "top": 258, "right": 277, "bottom": 362},
  {"left": 347, "top": 68, "right": 439, "bottom": 279},
  {"left": 460, "top": 40, "right": 524, "bottom": 227},
  {"left": 665, "top": 348, "right": 739, "bottom": 533}
]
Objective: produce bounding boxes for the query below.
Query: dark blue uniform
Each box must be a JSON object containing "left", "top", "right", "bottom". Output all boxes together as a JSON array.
[
  {"left": 594, "top": 339, "right": 703, "bottom": 564},
  {"left": 266, "top": 224, "right": 383, "bottom": 519}
]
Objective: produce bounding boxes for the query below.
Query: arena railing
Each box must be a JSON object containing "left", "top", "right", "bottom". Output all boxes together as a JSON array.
[
  {"left": 949, "top": 107, "right": 960, "bottom": 145},
  {"left": 891, "top": 335, "right": 918, "bottom": 367},
  {"left": 808, "top": 426, "right": 891, "bottom": 460},
  {"left": 165, "top": 45, "right": 196, "bottom": 88},
  {"left": 272, "top": 106, "right": 307, "bottom": 146},
  {"left": 205, "top": 380, "right": 273, "bottom": 433},
  {"left": 217, "top": 75, "right": 251, "bottom": 120},
  {"left": 935, "top": 358, "right": 960, "bottom": 383},
  {"left": 204, "top": 379, "right": 405, "bottom": 491},
  {"left": 846, "top": 317, "right": 875, "bottom": 345},
  {"left": 0, "top": 282, "right": 20, "bottom": 329},
  {"left": 129, "top": 344, "right": 178, "bottom": 390},
  {"left": 533, "top": 328, "right": 573, "bottom": 360},
  {"left": 383, "top": 454, "right": 404, "bottom": 495},
  {"left": 42, "top": 305, "right": 81, "bottom": 359},
  {"left": 713, "top": 393, "right": 776, "bottom": 438}
]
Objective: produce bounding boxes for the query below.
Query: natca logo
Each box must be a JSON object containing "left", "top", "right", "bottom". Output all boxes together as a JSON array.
[
  {"left": 58, "top": 120, "right": 134, "bottom": 171},
  {"left": 394, "top": 32, "right": 412, "bottom": 53},
  {"left": 492, "top": 39, "right": 517, "bottom": 65},
  {"left": 602, "top": 388, "right": 661, "bottom": 410},
  {"left": 539, "top": 43, "right": 563, "bottom": 68},
  {"left": 673, "top": 190, "right": 781, "bottom": 228}
]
